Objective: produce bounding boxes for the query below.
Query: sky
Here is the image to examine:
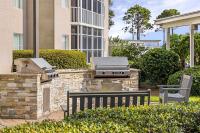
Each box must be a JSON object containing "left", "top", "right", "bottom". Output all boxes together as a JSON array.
[{"left": 109, "top": 0, "right": 200, "bottom": 45}]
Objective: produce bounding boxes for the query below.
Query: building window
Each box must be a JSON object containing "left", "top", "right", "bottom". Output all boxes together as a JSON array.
[
  {"left": 93, "top": 0, "right": 97, "bottom": 13},
  {"left": 61, "top": 0, "right": 68, "bottom": 8},
  {"left": 13, "top": 33, "right": 23, "bottom": 50},
  {"left": 71, "top": 0, "right": 78, "bottom": 7},
  {"left": 13, "top": 0, "right": 23, "bottom": 9},
  {"left": 71, "top": 25, "right": 104, "bottom": 62},
  {"left": 62, "top": 35, "right": 69, "bottom": 50}
]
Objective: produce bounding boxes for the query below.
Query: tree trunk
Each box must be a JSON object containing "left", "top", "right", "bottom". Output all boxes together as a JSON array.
[
  {"left": 180, "top": 58, "right": 185, "bottom": 69},
  {"left": 137, "top": 27, "right": 140, "bottom": 40},
  {"left": 132, "top": 33, "right": 134, "bottom": 40}
]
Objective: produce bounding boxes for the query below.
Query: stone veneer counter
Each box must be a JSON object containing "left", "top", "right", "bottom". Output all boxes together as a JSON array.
[{"left": 0, "top": 69, "right": 140, "bottom": 119}]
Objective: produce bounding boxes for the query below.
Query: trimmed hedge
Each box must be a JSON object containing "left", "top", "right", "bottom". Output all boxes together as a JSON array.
[
  {"left": 140, "top": 48, "right": 180, "bottom": 85},
  {"left": 2, "top": 102, "right": 200, "bottom": 133},
  {"left": 168, "top": 66, "right": 200, "bottom": 96},
  {"left": 13, "top": 50, "right": 88, "bottom": 69}
]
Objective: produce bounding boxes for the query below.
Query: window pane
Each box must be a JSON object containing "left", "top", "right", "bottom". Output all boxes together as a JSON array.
[
  {"left": 97, "top": 1, "right": 101, "bottom": 14},
  {"left": 88, "top": 36, "right": 92, "bottom": 49},
  {"left": 98, "top": 50, "right": 102, "bottom": 57},
  {"left": 88, "top": 27, "right": 92, "bottom": 35},
  {"left": 61, "top": 0, "right": 68, "bottom": 8},
  {"left": 98, "top": 37, "right": 102, "bottom": 49},
  {"left": 82, "top": 36, "right": 87, "bottom": 49},
  {"left": 62, "top": 35, "right": 69, "bottom": 50},
  {"left": 93, "top": 28, "right": 98, "bottom": 36},
  {"left": 94, "top": 50, "right": 98, "bottom": 57},
  {"left": 93, "top": 0, "right": 97, "bottom": 12},
  {"left": 71, "top": 25, "right": 78, "bottom": 34},
  {"left": 71, "top": 35, "right": 78, "bottom": 49},
  {"left": 98, "top": 29, "right": 102, "bottom": 36},
  {"left": 13, "top": 0, "right": 23, "bottom": 9},
  {"left": 71, "top": 8, "right": 78, "bottom": 22},
  {"left": 82, "top": 0, "right": 86, "bottom": 9},
  {"left": 13, "top": 33, "right": 23, "bottom": 50},
  {"left": 87, "top": 0, "right": 91, "bottom": 10},
  {"left": 71, "top": 0, "right": 78, "bottom": 7},
  {"left": 93, "top": 37, "right": 98, "bottom": 49},
  {"left": 83, "top": 26, "right": 87, "bottom": 34}
]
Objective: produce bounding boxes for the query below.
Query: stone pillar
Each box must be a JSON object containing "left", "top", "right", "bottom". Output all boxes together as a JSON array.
[
  {"left": 190, "top": 24, "right": 195, "bottom": 67},
  {"left": 165, "top": 28, "right": 170, "bottom": 50}
]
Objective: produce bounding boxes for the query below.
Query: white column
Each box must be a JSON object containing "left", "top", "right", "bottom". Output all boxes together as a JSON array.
[
  {"left": 165, "top": 28, "right": 170, "bottom": 50},
  {"left": 190, "top": 24, "right": 195, "bottom": 67}
]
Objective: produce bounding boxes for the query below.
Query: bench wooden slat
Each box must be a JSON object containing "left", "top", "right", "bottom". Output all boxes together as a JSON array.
[
  {"left": 125, "top": 96, "right": 130, "bottom": 107},
  {"left": 80, "top": 97, "right": 85, "bottom": 111},
  {"left": 72, "top": 97, "right": 77, "bottom": 114},
  {"left": 140, "top": 96, "right": 145, "bottom": 105},
  {"left": 110, "top": 96, "right": 115, "bottom": 107},
  {"left": 118, "top": 96, "right": 123, "bottom": 106},
  {"left": 70, "top": 93, "right": 149, "bottom": 97},
  {"left": 63, "top": 90, "right": 151, "bottom": 117},
  {"left": 95, "top": 96, "right": 100, "bottom": 108},
  {"left": 67, "top": 91, "right": 70, "bottom": 116},
  {"left": 69, "top": 91, "right": 150, "bottom": 95},
  {"left": 103, "top": 96, "right": 108, "bottom": 107},
  {"left": 88, "top": 97, "right": 93, "bottom": 109},
  {"left": 133, "top": 96, "right": 137, "bottom": 106}
]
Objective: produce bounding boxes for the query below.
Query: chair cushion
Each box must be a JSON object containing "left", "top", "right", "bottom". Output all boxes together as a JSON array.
[{"left": 160, "top": 93, "right": 185, "bottom": 99}]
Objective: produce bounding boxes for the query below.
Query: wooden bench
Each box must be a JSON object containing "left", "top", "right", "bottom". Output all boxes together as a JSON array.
[{"left": 61, "top": 90, "right": 151, "bottom": 117}]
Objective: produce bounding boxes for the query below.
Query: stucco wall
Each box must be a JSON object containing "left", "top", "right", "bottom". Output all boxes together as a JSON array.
[
  {"left": 103, "top": 0, "right": 109, "bottom": 57},
  {"left": 0, "top": 0, "right": 23, "bottom": 74},
  {"left": 54, "top": 0, "right": 71, "bottom": 50}
]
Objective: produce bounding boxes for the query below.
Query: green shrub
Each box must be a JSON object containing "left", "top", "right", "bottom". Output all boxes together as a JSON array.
[
  {"left": 2, "top": 102, "right": 200, "bottom": 133},
  {"left": 13, "top": 50, "right": 88, "bottom": 69},
  {"left": 110, "top": 37, "right": 147, "bottom": 61},
  {"left": 129, "top": 59, "right": 140, "bottom": 69},
  {"left": 140, "top": 48, "right": 180, "bottom": 85},
  {"left": 168, "top": 66, "right": 200, "bottom": 96}
]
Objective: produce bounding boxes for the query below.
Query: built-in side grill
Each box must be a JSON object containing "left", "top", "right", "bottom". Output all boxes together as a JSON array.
[
  {"left": 92, "top": 57, "right": 130, "bottom": 78},
  {"left": 14, "top": 58, "right": 59, "bottom": 82}
]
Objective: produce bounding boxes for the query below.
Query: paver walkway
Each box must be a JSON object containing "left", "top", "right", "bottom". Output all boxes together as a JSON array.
[{"left": 0, "top": 110, "right": 64, "bottom": 128}]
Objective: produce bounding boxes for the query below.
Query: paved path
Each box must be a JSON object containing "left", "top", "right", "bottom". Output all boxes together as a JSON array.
[{"left": 0, "top": 111, "right": 64, "bottom": 128}]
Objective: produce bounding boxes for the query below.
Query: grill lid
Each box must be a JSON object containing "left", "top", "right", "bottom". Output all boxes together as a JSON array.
[
  {"left": 31, "top": 58, "right": 53, "bottom": 70},
  {"left": 93, "top": 57, "right": 129, "bottom": 67},
  {"left": 92, "top": 57, "right": 130, "bottom": 77}
]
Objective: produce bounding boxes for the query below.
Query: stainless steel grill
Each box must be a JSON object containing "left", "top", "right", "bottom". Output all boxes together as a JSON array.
[
  {"left": 14, "top": 58, "right": 58, "bottom": 82},
  {"left": 92, "top": 57, "right": 130, "bottom": 78}
]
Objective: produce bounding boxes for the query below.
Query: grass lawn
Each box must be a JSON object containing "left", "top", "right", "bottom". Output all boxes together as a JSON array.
[{"left": 149, "top": 96, "right": 200, "bottom": 102}]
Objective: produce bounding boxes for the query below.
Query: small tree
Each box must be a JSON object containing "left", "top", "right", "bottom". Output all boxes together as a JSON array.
[
  {"left": 109, "top": 0, "right": 115, "bottom": 28},
  {"left": 123, "top": 5, "right": 152, "bottom": 40},
  {"left": 110, "top": 37, "right": 146, "bottom": 61},
  {"left": 170, "top": 34, "right": 189, "bottom": 69},
  {"left": 157, "top": 9, "right": 180, "bottom": 19},
  {"left": 156, "top": 9, "right": 180, "bottom": 35},
  {"left": 194, "top": 33, "right": 200, "bottom": 65}
]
